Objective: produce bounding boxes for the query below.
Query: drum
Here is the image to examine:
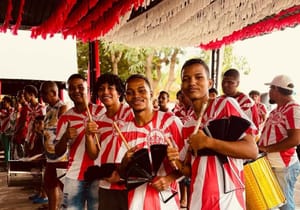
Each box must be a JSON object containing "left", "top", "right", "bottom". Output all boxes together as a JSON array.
[
  {"left": 244, "top": 153, "right": 286, "bottom": 210},
  {"left": 7, "top": 159, "right": 45, "bottom": 187}
]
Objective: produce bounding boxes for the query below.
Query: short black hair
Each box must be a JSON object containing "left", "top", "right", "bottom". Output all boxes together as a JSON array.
[
  {"left": 223, "top": 68, "right": 240, "bottom": 79},
  {"left": 176, "top": 90, "right": 182, "bottom": 99},
  {"left": 2, "top": 96, "right": 13, "bottom": 105},
  {"left": 95, "top": 73, "right": 125, "bottom": 102},
  {"left": 40, "top": 81, "right": 58, "bottom": 93},
  {"left": 24, "top": 85, "right": 38, "bottom": 97},
  {"left": 159, "top": 90, "right": 169, "bottom": 98},
  {"left": 181, "top": 58, "right": 210, "bottom": 78},
  {"left": 209, "top": 88, "right": 218, "bottom": 95},
  {"left": 67, "top": 73, "right": 86, "bottom": 84},
  {"left": 125, "top": 74, "right": 152, "bottom": 90},
  {"left": 17, "top": 90, "right": 24, "bottom": 98},
  {"left": 249, "top": 90, "right": 260, "bottom": 96}
]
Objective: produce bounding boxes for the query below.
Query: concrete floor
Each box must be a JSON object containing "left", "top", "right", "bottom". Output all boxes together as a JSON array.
[{"left": 0, "top": 168, "right": 299, "bottom": 210}]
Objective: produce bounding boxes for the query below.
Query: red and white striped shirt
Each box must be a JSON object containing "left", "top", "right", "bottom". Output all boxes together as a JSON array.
[
  {"left": 117, "top": 111, "right": 183, "bottom": 210},
  {"left": 256, "top": 102, "right": 267, "bottom": 125},
  {"left": 94, "top": 103, "right": 134, "bottom": 190},
  {"left": 173, "top": 104, "right": 194, "bottom": 124},
  {"left": 0, "top": 107, "right": 14, "bottom": 134},
  {"left": 225, "top": 93, "right": 259, "bottom": 133},
  {"left": 56, "top": 103, "right": 105, "bottom": 180},
  {"left": 26, "top": 103, "right": 46, "bottom": 143},
  {"left": 180, "top": 97, "right": 257, "bottom": 210},
  {"left": 259, "top": 100, "right": 300, "bottom": 168}
]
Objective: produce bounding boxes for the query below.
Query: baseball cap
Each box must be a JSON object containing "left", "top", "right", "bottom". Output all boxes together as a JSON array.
[{"left": 265, "top": 75, "right": 294, "bottom": 91}]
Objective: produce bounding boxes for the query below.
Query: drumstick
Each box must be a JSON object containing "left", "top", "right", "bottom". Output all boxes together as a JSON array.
[
  {"left": 192, "top": 102, "right": 208, "bottom": 135},
  {"left": 165, "top": 137, "right": 179, "bottom": 170},
  {"left": 113, "top": 122, "right": 131, "bottom": 150},
  {"left": 83, "top": 94, "right": 101, "bottom": 150}
]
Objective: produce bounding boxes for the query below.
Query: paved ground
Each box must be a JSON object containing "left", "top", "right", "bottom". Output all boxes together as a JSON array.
[{"left": 0, "top": 167, "right": 299, "bottom": 209}]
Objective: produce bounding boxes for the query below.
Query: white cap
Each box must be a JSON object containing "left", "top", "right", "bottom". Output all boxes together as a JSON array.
[{"left": 265, "top": 75, "right": 294, "bottom": 91}]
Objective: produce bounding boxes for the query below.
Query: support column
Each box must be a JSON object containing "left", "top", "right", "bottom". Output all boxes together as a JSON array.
[
  {"left": 88, "top": 40, "right": 100, "bottom": 103},
  {"left": 210, "top": 49, "right": 220, "bottom": 89}
]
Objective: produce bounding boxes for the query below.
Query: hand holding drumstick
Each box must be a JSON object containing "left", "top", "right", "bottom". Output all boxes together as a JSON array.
[{"left": 83, "top": 94, "right": 101, "bottom": 150}]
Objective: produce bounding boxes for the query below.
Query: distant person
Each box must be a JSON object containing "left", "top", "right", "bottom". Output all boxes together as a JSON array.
[
  {"left": 221, "top": 69, "right": 259, "bottom": 133},
  {"left": 12, "top": 90, "right": 29, "bottom": 159},
  {"left": 152, "top": 98, "right": 159, "bottom": 111},
  {"left": 259, "top": 75, "right": 300, "bottom": 210},
  {"left": 55, "top": 74, "right": 106, "bottom": 210},
  {"left": 173, "top": 90, "right": 193, "bottom": 208},
  {"left": 208, "top": 87, "right": 218, "bottom": 99},
  {"left": 249, "top": 90, "right": 267, "bottom": 132},
  {"left": 173, "top": 90, "right": 193, "bottom": 124},
  {"left": 23, "top": 85, "right": 46, "bottom": 155},
  {"left": 158, "top": 90, "right": 170, "bottom": 112},
  {"left": 0, "top": 96, "right": 15, "bottom": 165},
  {"left": 40, "top": 81, "right": 68, "bottom": 210},
  {"left": 28, "top": 115, "right": 48, "bottom": 205}
]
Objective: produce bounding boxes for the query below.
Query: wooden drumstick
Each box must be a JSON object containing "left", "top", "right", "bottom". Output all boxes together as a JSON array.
[
  {"left": 113, "top": 121, "right": 130, "bottom": 150},
  {"left": 192, "top": 102, "right": 208, "bottom": 135},
  {"left": 165, "top": 137, "right": 179, "bottom": 170},
  {"left": 83, "top": 94, "right": 101, "bottom": 150}
]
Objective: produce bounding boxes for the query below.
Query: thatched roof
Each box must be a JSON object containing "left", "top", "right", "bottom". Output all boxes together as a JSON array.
[{"left": 1, "top": 0, "right": 300, "bottom": 49}]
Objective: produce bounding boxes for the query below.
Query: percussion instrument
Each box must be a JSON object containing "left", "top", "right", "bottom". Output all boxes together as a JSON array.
[
  {"left": 244, "top": 153, "right": 286, "bottom": 210},
  {"left": 7, "top": 157, "right": 45, "bottom": 187}
]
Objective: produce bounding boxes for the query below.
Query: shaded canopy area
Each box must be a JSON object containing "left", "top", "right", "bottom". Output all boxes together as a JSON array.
[{"left": 1, "top": 0, "right": 300, "bottom": 49}]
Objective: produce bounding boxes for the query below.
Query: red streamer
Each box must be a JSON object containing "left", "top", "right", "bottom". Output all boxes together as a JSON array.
[
  {"left": 76, "top": 0, "right": 144, "bottom": 42},
  {"left": 11, "top": 0, "right": 25, "bottom": 35},
  {"left": 62, "top": 0, "right": 117, "bottom": 38},
  {"left": 200, "top": 5, "right": 300, "bottom": 50},
  {"left": 63, "top": 0, "right": 98, "bottom": 29},
  {"left": 0, "top": 0, "right": 13, "bottom": 33},
  {"left": 31, "top": 0, "right": 77, "bottom": 39}
]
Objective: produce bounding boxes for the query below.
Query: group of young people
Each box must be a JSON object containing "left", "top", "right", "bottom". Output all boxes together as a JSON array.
[{"left": 1, "top": 57, "right": 299, "bottom": 210}]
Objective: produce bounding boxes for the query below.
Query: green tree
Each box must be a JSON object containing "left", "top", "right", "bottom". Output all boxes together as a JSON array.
[
  {"left": 76, "top": 41, "right": 89, "bottom": 77},
  {"left": 222, "top": 45, "right": 251, "bottom": 75}
]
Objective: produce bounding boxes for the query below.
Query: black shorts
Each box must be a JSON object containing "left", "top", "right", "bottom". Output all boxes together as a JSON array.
[{"left": 99, "top": 187, "right": 128, "bottom": 210}]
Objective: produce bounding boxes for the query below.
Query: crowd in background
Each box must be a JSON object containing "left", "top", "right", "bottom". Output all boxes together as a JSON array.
[{"left": 0, "top": 57, "right": 299, "bottom": 210}]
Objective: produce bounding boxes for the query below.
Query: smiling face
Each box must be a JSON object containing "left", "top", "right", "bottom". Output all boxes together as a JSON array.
[
  {"left": 181, "top": 63, "right": 212, "bottom": 102},
  {"left": 125, "top": 77, "right": 152, "bottom": 113},
  {"left": 97, "top": 83, "right": 120, "bottom": 108},
  {"left": 67, "top": 78, "right": 87, "bottom": 105}
]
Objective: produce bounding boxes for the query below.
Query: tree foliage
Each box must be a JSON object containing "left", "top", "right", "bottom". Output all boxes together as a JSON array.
[
  {"left": 76, "top": 41, "right": 251, "bottom": 100},
  {"left": 222, "top": 45, "right": 251, "bottom": 75}
]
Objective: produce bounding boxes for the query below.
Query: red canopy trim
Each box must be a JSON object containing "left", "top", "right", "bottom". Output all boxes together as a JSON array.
[
  {"left": 0, "top": 0, "right": 13, "bottom": 33},
  {"left": 78, "top": 0, "right": 139, "bottom": 42},
  {"left": 62, "top": 0, "right": 117, "bottom": 39},
  {"left": 63, "top": 0, "right": 99, "bottom": 29},
  {"left": 29, "top": 0, "right": 145, "bottom": 41},
  {"left": 200, "top": 5, "right": 300, "bottom": 50},
  {"left": 11, "top": 0, "right": 25, "bottom": 35},
  {"left": 31, "top": 0, "right": 77, "bottom": 39}
]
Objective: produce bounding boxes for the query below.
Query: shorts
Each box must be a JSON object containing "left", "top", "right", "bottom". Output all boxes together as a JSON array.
[{"left": 44, "top": 161, "right": 68, "bottom": 189}]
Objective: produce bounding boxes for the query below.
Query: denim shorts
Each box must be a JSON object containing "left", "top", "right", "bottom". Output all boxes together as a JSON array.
[
  {"left": 273, "top": 161, "right": 300, "bottom": 210},
  {"left": 61, "top": 177, "right": 99, "bottom": 210}
]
